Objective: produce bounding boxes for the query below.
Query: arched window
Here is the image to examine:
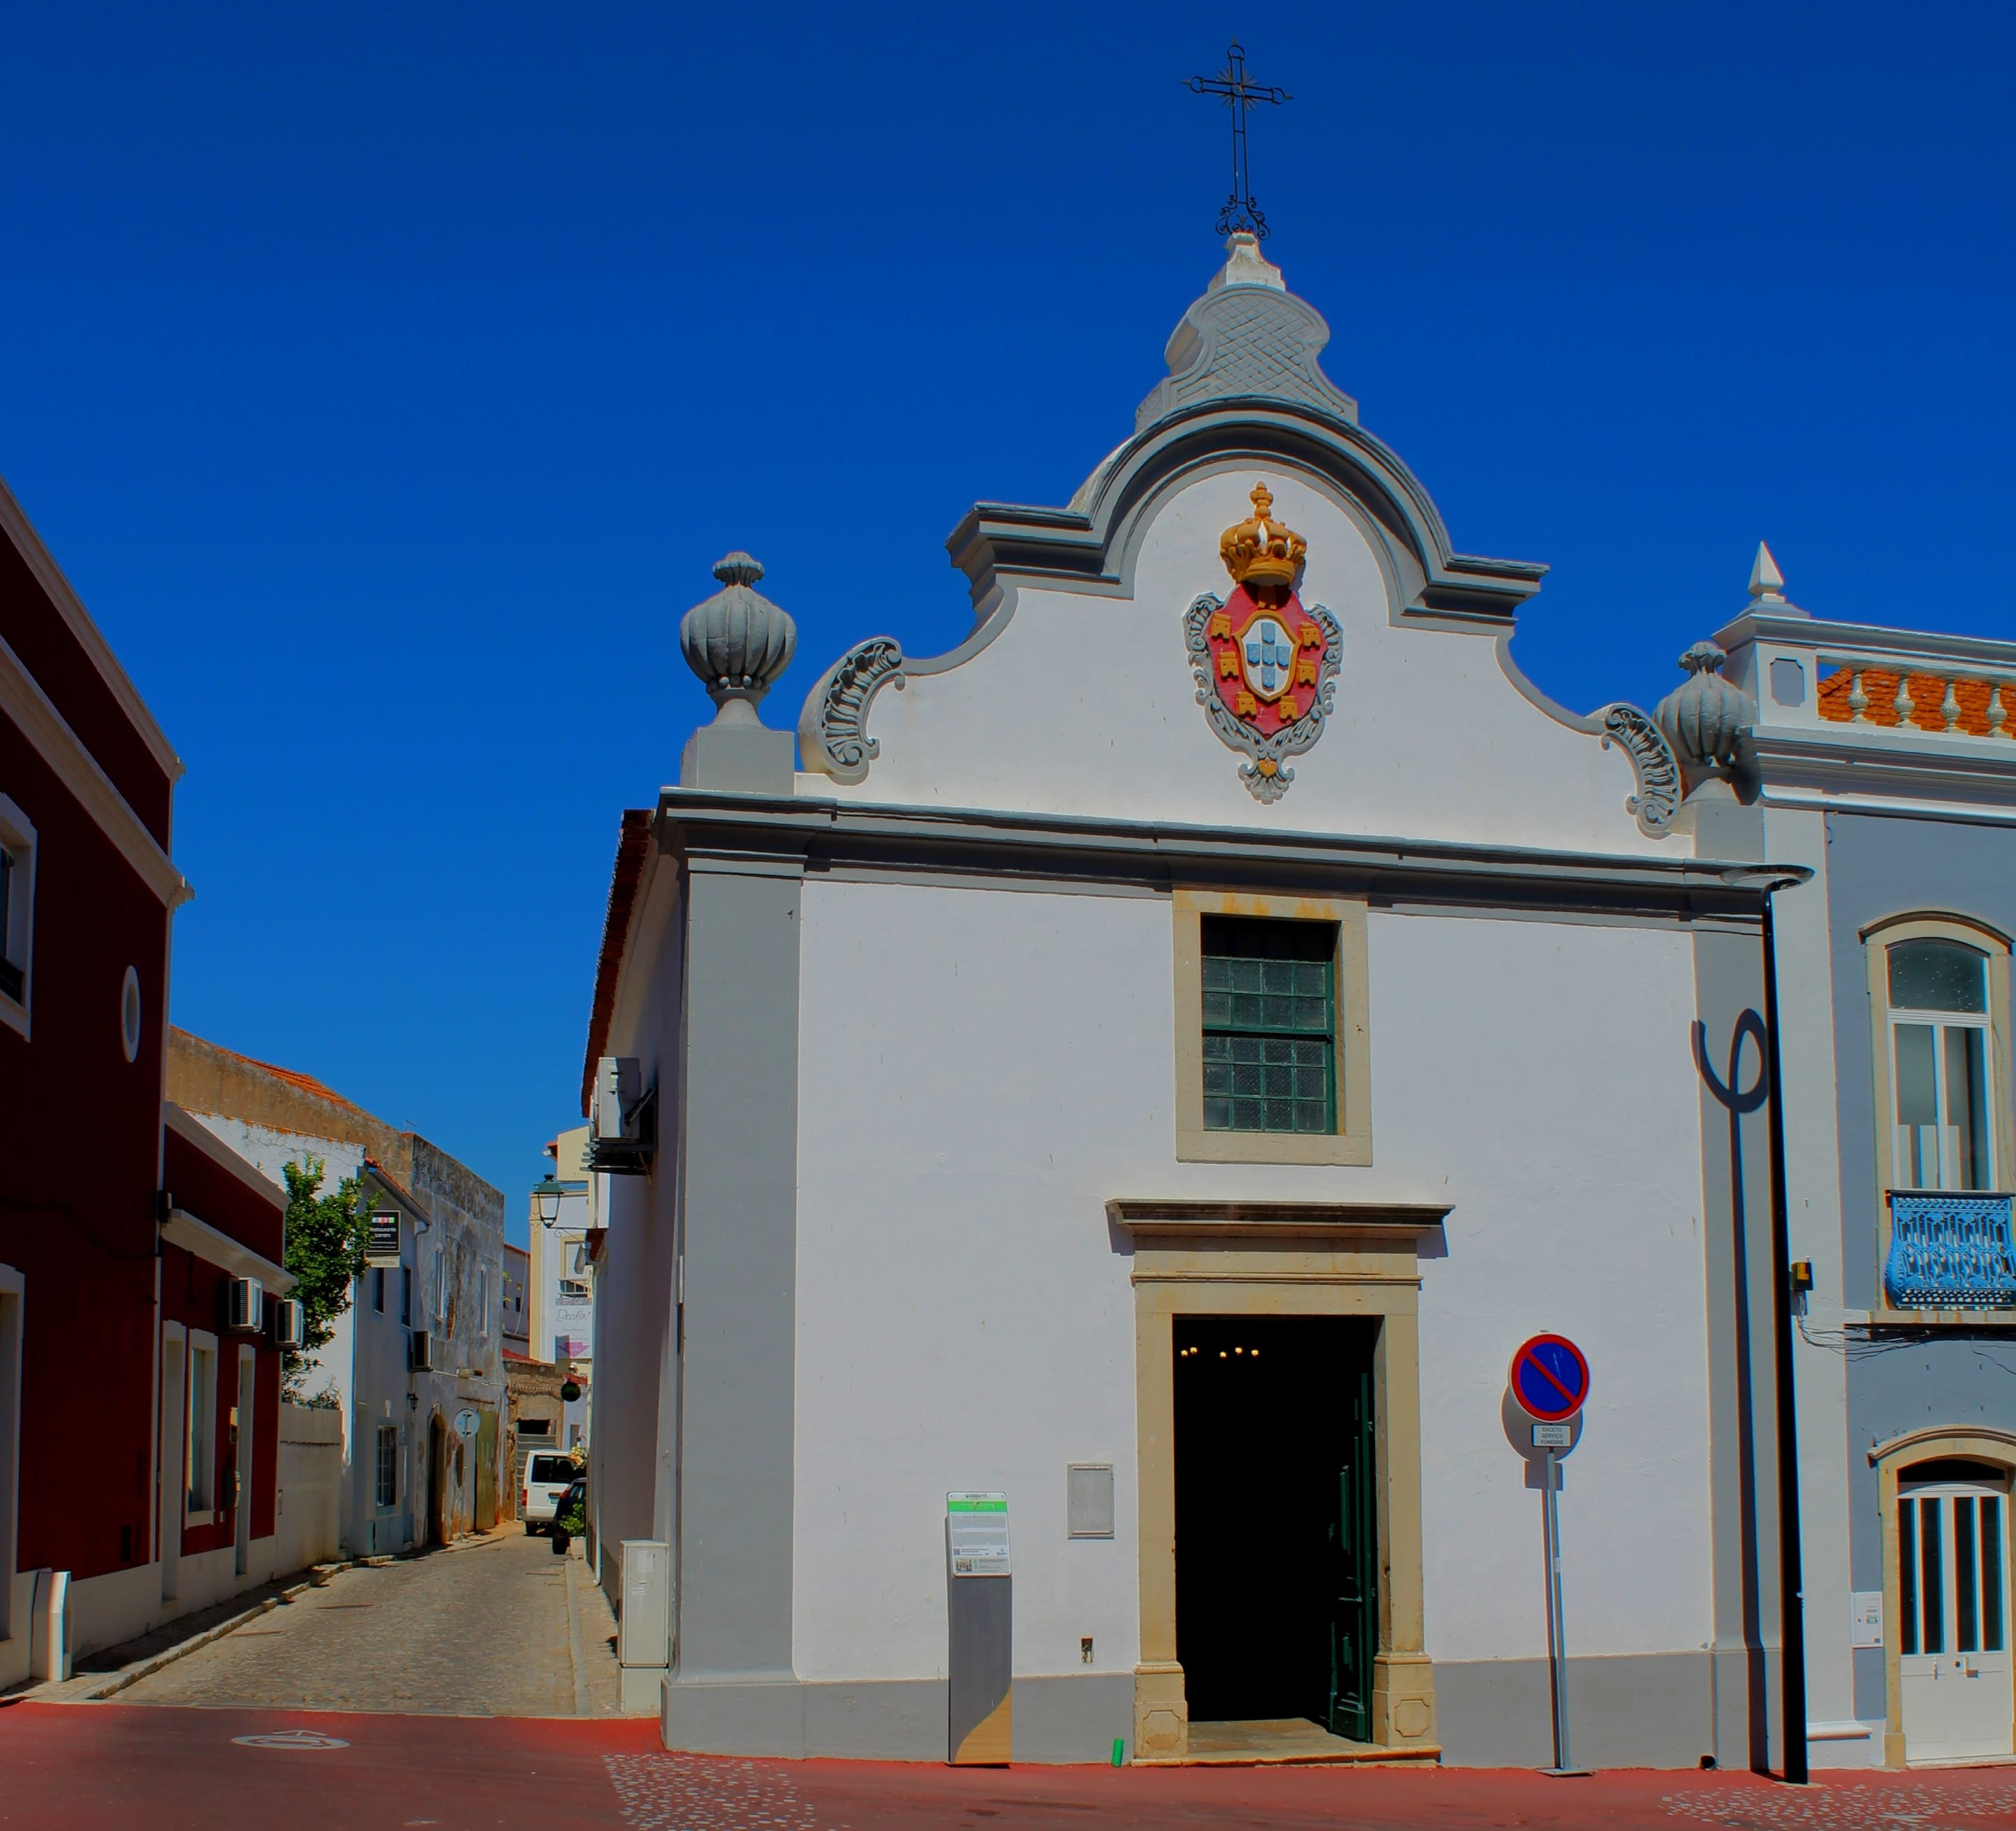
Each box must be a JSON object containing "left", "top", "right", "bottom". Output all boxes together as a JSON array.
[
  {"left": 1864, "top": 914, "right": 2015, "bottom": 1314},
  {"left": 1888, "top": 935, "right": 1995, "bottom": 1191}
]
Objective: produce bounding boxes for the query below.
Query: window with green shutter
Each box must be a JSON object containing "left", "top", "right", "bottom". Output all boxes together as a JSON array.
[{"left": 1200, "top": 916, "right": 1337, "bottom": 1134}]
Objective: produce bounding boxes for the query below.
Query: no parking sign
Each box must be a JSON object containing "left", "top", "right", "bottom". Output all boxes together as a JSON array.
[{"left": 1509, "top": 1334, "right": 1591, "bottom": 1429}]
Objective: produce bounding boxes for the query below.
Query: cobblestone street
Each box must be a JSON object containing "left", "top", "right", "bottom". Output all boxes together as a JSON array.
[
  {"left": 121, "top": 1530, "right": 622, "bottom": 1717},
  {"left": 8, "top": 1702, "right": 2016, "bottom": 1831}
]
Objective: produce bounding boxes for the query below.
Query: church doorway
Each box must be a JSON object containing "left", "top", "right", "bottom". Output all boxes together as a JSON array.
[{"left": 1173, "top": 1315, "right": 1378, "bottom": 1739}]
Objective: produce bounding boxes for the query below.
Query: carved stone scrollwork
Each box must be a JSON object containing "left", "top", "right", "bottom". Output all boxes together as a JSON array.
[
  {"left": 1596, "top": 703, "right": 1681, "bottom": 839},
  {"left": 1185, "top": 592, "right": 1343, "bottom": 804},
  {"left": 804, "top": 638, "right": 906, "bottom": 784}
]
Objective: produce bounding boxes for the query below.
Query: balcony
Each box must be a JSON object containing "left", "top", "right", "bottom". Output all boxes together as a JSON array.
[{"left": 1883, "top": 1191, "right": 2016, "bottom": 1310}]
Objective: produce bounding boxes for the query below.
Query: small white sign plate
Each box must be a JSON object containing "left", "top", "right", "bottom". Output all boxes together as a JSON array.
[
  {"left": 453, "top": 1408, "right": 480, "bottom": 1438},
  {"left": 1531, "top": 1422, "right": 1573, "bottom": 1448},
  {"left": 947, "top": 1492, "right": 1010, "bottom": 1576},
  {"left": 1851, "top": 1590, "right": 1883, "bottom": 1648}
]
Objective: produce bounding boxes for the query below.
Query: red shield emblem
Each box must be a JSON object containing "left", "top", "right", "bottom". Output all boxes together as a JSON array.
[{"left": 1200, "top": 584, "right": 1328, "bottom": 738}]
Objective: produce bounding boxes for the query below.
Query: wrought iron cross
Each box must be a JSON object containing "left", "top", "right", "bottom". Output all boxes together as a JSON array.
[{"left": 1187, "top": 41, "right": 1291, "bottom": 241}]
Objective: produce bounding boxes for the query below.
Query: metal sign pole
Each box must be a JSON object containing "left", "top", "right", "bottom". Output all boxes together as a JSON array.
[
  {"left": 1544, "top": 1446, "right": 1571, "bottom": 1773},
  {"left": 1538, "top": 1440, "right": 1591, "bottom": 1777},
  {"left": 1511, "top": 1334, "right": 1592, "bottom": 1778}
]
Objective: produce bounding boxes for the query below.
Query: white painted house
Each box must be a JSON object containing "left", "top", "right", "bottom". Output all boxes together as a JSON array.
[
  {"left": 168, "top": 1029, "right": 508, "bottom": 1556},
  {"left": 582, "top": 235, "right": 1811, "bottom": 1769}
]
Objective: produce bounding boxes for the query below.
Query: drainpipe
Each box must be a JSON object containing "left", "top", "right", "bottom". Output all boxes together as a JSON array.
[{"left": 1758, "top": 876, "right": 1809, "bottom": 1784}]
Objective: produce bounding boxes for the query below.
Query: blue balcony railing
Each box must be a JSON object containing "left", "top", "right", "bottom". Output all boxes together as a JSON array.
[{"left": 1884, "top": 1191, "right": 2016, "bottom": 1309}]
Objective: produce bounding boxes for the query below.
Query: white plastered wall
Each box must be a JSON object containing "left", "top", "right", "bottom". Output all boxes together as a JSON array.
[
  {"left": 827, "top": 467, "right": 1667, "bottom": 858},
  {"left": 791, "top": 878, "right": 1713, "bottom": 1686}
]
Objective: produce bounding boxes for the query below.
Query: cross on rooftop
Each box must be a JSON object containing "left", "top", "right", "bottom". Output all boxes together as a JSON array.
[{"left": 1187, "top": 41, "right": 1292, "bottom": 241}]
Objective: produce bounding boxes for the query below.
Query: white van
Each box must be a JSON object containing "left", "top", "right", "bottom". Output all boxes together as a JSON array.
[{"left": 521, "top": 1451, "right": 577, "bottom": 1534}]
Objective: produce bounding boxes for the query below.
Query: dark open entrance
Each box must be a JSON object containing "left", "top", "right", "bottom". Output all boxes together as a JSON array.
[{"left": 1174, "top": 1314, "right": 1378, "bottom": 1737}]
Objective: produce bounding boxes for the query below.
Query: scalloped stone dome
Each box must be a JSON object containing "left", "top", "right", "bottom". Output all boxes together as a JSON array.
[
  {"left": 679, "top": 552, "right": 797, "bottom": 721},
  {"left": 1655, "top": 640, "right": 1757, "bottom": 767}
]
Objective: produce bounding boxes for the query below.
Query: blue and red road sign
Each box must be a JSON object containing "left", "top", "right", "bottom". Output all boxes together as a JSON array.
[{"left": 1509, "top": 1334, "right": 1591, "bottom": 1422}]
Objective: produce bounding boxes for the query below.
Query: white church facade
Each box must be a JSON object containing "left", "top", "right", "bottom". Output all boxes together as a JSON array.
[{"left": 581, "top": 234, "right": 1827, "bottom": 1770}]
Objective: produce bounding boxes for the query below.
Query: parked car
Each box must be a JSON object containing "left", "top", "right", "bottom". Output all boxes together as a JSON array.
[
  {"left": 521, "top": 1451, "right": 579, "bottom": 1534},
  {"left": 550, "top": 1474, "right": 588, "bottom": 1556}
]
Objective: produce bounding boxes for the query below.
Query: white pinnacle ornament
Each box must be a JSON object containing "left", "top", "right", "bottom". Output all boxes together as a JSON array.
[{"left": 1748, "top": 541, "right": 1787, "bottom": 603}]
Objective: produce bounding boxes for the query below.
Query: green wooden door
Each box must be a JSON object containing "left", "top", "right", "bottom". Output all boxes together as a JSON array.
[{"left": 1327, "top": 1362, "right": 1378, "bottom": 1742}]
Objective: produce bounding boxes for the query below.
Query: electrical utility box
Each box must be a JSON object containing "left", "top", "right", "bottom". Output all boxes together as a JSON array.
[{"left": 619, "top": 1539, "right": 671, "bottom": 1716}]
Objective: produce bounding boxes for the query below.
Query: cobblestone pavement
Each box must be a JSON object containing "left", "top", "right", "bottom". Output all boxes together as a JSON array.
[
  {"left": 120, "top": 1529, "right": 622, "bottom": 1716},
  {"left": 9, "top": 1701, "right": 2016, "bottom": 1831}
]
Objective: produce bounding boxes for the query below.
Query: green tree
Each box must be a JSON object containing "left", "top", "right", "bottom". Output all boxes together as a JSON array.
[{"left": 281, "top": 1158, "right": 369, "bottom": 1399}]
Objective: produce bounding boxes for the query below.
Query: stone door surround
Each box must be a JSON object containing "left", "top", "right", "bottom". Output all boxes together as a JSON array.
[
  {"left": 1870, "top": 1424, "right": 2016, "bottom": 1767},
  {"left": 1110, "top": 1198, "right": 1449, "bottom": 1761}
]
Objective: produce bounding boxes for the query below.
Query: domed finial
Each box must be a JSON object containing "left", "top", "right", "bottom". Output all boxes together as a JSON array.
[
  {"left": 1656, "top": 638, "right": 1759, "bottom": 783},
  {"left": 679, "top": 552, "right": 797, "bottom": 726},
  {"left": 1748, "top": 542, "right": 1786, "bottom": 603}
]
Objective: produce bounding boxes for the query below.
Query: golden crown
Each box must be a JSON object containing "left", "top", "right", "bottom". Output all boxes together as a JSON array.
[{"left": 1219, "top": 483, "right": 1307, "bottom": 600}]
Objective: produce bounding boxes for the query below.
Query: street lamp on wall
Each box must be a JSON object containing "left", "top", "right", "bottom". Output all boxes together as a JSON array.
[{"left": 534, "top": 1175, "right": 564, "bottom": 1229}]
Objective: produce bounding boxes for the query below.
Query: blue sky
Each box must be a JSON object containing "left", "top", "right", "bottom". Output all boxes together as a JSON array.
[{"left": 5, "top": 4, "right": 2010, "bottom": 1233}]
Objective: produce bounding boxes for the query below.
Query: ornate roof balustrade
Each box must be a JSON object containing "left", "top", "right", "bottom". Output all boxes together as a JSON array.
[
  {"left": 1883, "top": 1191, "right": 2016, "bottom": 1310},
  {"left": 1817, "top": 655, "right": 2016, "bottom": 742}
]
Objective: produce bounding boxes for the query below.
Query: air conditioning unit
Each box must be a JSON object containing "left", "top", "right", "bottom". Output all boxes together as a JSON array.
[
  {"left": 270, "top": 1298, "right": 306, "bottom": 1351},
  {"left": 408, "top": 1329, "right": 434, "bottom": 1373},
  {"left": 224, "top": 1277, "right": 263, "bottom": 1334},
  {"left": 587, "top": 1055, "right": 656, "bottom": 1177},
  {"left": 592, "top": 1054, "right": 641, "bottom": 1144}
]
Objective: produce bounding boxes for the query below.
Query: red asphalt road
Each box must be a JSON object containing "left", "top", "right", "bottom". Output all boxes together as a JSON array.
[{"left": 6, "top": 1702, "right": 2016, "bottom": 1831}]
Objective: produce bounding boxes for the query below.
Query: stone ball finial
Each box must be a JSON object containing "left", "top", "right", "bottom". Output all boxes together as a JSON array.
[
  {"left": 679, "top": 551, "right": 797, "bottom": 724},
  {"left": 1655, "top": 640, "right": 1758, "bottom": 770}
]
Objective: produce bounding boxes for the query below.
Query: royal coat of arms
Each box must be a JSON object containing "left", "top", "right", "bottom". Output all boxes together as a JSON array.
[{"left": 1185, "top": 483, "right": 1341, "bottom": 802}]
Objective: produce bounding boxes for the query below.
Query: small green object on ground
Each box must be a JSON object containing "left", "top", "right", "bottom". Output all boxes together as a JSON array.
[{"left": 1110, "top": 1736, "right": 1125, "bottom": 1767}]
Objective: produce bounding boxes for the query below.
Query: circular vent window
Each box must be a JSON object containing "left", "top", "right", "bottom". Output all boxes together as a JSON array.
[{"left": 121, "top": 966, "right": 142, "bottom": 1062}]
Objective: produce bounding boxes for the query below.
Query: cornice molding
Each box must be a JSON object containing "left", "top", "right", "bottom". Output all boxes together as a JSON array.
[
  {"left": 946, "top": 400, "right": 1547, "bottom": 623},
  {"left": 0, "top": 472, "right": 183, "bottom": 781},
  {"left": 1719, "top": 611, "right": 2016, "bottom": 673},
  {"left": 163, "top": 1101, "right": 288, "bottom": 1206},
  {"left": 1106, "top": 1198, "right": 1452, "bottom": 1242},
  {"left": 1749, "top": 726, "right": 2016, "bottom": 811},
  {"left": 162, "top": 1208, "right": 294, "bottom": 1295},
  {"left": 0, "top": 628, "right": 189, "bottom": 908},
  {"left": 653, "top": 787, "right": 1791, "bottom": 921}
]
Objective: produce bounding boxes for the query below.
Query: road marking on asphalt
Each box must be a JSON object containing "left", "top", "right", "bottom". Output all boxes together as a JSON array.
[{"left": 231, "top": 1730, "right": 351, "bottom": 1749}]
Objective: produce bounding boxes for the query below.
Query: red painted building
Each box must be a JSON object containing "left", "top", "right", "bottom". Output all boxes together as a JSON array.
[{"left": 0, "top": 475, "right": 290, "bottom": 1684}]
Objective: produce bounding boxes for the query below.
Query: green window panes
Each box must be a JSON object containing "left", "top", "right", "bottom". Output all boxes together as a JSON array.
[{"left": 1200, "top": 916, "right": 1337, "bottom": 1135}]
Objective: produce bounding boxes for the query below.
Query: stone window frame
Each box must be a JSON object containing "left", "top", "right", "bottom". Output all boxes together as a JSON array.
[
  {"left": 0, "top": 1264, "right": 20, "bottom": 1644},
  {"left": 0, "top": 794, "right": 36, "bottom": 1040},
  {"left": 1869, "top": 1425, "right": 2016, "bottom": 1766},
  {"left": 184, "top": 1330, "right": 219, "bottom": 1525},
  {"left": 1172, "top": 888, "right": 1372, "bottom": 1165},
  {"left": 375, "top": 1422, "right": 398, "bottom": 1510},
  {"left": 1862, "top": 911, "right": 2016, "bottom": 1323}
]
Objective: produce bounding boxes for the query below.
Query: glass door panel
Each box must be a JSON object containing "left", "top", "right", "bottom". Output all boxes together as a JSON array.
[
  {"left": 1899, "top": 1482, "right": 2015, "bottom": 1760},
  {"left": 1893, "top": 1020, "right": 1994, "bottom": 1192}
]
